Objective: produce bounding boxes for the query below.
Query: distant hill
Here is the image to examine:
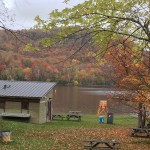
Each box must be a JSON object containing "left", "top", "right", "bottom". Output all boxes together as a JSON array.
[{"left": 0, "top": 29, "right": 110, "bottom": 86}]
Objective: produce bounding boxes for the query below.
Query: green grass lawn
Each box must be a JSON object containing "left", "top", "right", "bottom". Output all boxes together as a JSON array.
[{"left": 0, "top": 115, "right": 149, "bottom": 150}]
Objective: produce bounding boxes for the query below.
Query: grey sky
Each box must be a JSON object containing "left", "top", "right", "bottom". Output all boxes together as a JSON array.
[{"left": 1, "top": 0, "right": 85, "bottom": 30}]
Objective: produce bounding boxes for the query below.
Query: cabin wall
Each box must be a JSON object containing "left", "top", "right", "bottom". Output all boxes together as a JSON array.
[
  {"left": 0, "top": 99, "right": 40, "bottom": 124},
  {"left": 0, "top": 109, "right": 3, "bottom": 114},
  {"left": 29, "top": 102, "right": 40, "bottom": 124},
  {"left": 0, "top": 101, "right": 4, "bottom": 115},
  {"left": 5, "top": 101, "right": 41, "bottom": 124},
  {"left": 5, "top": 102, "right": 21, "bottom": 113},
  {"left": 39, "top": 102, "right": 47, "bottom": 124},
  {"left": 0, "top": 88, "right": 55, "bottom": 124},
  {"left": 0, "top": 108, "right": 3, "bottom": 119},
  {"left": 39, "top": 90, "right": 54, "bottom": 123},
  {"left": 46, "top": 90, "right": 54, "bottom": 99}
]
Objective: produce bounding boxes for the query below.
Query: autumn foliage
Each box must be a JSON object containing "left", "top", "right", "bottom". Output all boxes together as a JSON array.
[
  {"left": 0, "top": 29, "right": 103, "bottom": 86},
  {"left": 0, "top": 116, "right": 150, "bottom": 150},
  {"left": 98, "top": 39, "right": 150, "bottom": 127}
]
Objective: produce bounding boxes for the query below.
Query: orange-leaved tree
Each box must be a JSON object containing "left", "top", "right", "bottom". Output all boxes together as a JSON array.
[{"left": 100, "top": 39, "right": 150, "bottom": 128}]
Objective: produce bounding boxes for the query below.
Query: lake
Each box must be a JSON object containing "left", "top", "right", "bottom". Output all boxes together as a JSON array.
[{"left": 53, "top": 86, "right": 132, "bottom": 114}]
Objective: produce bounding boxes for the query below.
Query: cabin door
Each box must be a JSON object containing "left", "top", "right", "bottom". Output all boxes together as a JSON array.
[{"left": 47, "top": 101, "right": 52, "bottom": 120}]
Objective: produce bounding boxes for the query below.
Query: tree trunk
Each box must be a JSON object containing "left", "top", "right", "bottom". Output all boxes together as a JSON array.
[
  {"left": 142, "top": 106, "right": 146, "bottom": 127},
  {"left": 138, "top": 103, "right": 146, "bottom": 128},
  {"left": 138, "top": 103, "right": 143, "bottom": 128}
]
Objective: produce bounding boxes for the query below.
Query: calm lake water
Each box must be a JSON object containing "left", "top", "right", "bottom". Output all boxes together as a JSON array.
[{"left": 53, "top": 86, "right": 132, "bottom": 114}]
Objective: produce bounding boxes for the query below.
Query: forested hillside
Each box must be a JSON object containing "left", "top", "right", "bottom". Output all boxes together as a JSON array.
[{"left": 0, "top": 29, "right": 109, "bottom": 86}]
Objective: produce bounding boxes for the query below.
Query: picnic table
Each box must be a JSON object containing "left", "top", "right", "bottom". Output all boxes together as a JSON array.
[
  {"left": 83, "top": 140, "right": 120, "bottom": 149},
  {"left": 52, "top": 114, "right": 65, "bottom": 120},
  {"left": 131, "top": 128, "right": 150, "bottom": 137},
  {"left": 66, "top": 111, "right": 82, "bottom": 121}
]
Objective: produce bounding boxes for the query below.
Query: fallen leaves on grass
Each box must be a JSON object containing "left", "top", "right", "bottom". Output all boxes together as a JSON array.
[{"left": 24, "top": 127, "right": 150, "bottom": 150}]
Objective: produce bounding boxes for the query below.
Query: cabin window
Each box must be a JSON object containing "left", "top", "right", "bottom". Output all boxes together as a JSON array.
[
  {"left": 0, "top": 101, "right": 5, "bottom": 110},
  {"left": 21, "top": 102, "right": 29, "bottom": 110}
]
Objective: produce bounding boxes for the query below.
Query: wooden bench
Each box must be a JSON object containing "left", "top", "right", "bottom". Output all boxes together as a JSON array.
[
  {"left": 83, "top": 140, "right": 120, "bottom": 149},
  {"left": 131, "top": 128, "right": 150, "bottom": 137},
  {"left": 52, "top": 114, "right": 65, "bottom": 120},
  {"left": 1, "top": 113, "right": 30, "bottom": 118},
  {"left": 66, "top": 111, "right": 82, "bottom": 121},
  {"left": 1, "top": 113, "right": 30, "bottom": 122}
]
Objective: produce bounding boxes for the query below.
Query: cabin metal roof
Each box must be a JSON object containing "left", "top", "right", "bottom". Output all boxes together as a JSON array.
[{"left": 0, "top": 80, "right": 56, "bottom": 99}]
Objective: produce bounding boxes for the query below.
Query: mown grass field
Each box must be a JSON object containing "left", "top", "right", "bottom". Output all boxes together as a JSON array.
[{"left": 0, "top": 115, "right": 150, "bottom": 150}]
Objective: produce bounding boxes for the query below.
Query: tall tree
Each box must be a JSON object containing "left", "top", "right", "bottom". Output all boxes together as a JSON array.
[
  {"left": 100, "top": 39, "right": 150, "bottom": 127},
  {"left": 35, "top": 0, "right": 150, "bottom": 127},
  {"left": 35, "top": 0, "right": 150, "bottom": 50}
]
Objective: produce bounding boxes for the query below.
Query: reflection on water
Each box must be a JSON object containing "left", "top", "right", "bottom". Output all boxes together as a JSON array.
[
  {"left": 80, "top": 87, "right": 127, "bottom": 95},
  {"left": 53, "top": 86, "right": 132, "bottom": 114}
]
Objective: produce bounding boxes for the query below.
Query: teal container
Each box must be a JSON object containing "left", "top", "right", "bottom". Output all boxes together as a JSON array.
[{"left": 98, "top": 116, "right": 104, "bottom": 123}]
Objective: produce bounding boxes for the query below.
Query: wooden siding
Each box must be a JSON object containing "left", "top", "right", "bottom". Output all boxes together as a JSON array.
[
  {"left": 5, "top": 102, "right": 21, "bottom": 113},
  {"left": 39, "top": 102, "right": 47, "bottom": 124},
  {"left": 0, "top": 89, "right": 54, "bottom": 124},
  {"left": 0, "top": 108, "right": 4, "bottom": 117},
  {"left": 0, "top": 100, "right": 40, "bottom": 124},
  {"left": 0, "top": 101, "right": 5, "bottom": 114},
  {"left": 39, "top": 90, "right": 53, "bottom": 123},
  {"left": 46, "top": 90, "right": 53, "bottom": 99},
  {"left": 0, "top": 109, "right": 4, "bottom": 113},
  {"left": 29, "top": 102, "right": 40, "bottom": 124}
]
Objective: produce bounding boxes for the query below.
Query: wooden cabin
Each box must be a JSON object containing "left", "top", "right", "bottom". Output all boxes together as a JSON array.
[{"left": 0, "top": 80, "right": 56, "bottom": 124}]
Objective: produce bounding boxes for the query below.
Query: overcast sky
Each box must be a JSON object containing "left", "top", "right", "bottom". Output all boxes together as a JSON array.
[{"left": 1, "top": 0, "right": 85, "bottom": 30}]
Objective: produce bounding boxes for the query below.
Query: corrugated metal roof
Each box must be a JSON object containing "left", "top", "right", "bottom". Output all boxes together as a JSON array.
[{"left": 0, "top": 80, "right": 56, "bottom": 98}]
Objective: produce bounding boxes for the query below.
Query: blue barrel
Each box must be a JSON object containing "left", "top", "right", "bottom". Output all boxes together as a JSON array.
[{"left": 98, "top": 116, "right": 104, "bottom": 123}]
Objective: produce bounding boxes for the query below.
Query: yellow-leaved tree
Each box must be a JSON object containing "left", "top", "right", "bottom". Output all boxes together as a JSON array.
[{"left": 35, "top": 0, "right": 150, "bottom": 127}]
